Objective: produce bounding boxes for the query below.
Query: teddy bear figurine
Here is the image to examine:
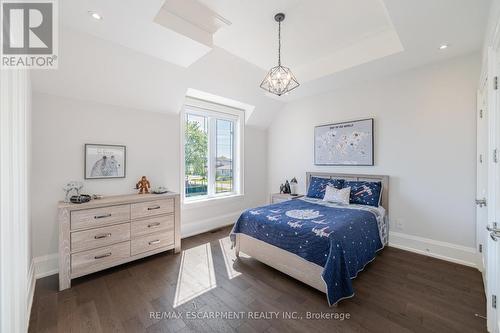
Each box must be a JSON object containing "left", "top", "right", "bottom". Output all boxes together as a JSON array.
[{"left": 136, "top": 176, "right": 151, "bottom": 194}]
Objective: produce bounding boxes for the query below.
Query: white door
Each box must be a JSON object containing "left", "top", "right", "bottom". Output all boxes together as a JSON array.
[
  {"left": 486, "top": 46, "right": 500, "bottom": 333},
  {"left": 477, "top": 85, "right": 489, "bottom": 277}
]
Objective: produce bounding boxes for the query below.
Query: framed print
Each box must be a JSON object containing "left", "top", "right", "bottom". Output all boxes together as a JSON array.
[
  {"left": 85, "top": 144, "right": 126, "bottom": 179},
  {"left": 314, "top": 118, "right": 374, "bottom": 166}
]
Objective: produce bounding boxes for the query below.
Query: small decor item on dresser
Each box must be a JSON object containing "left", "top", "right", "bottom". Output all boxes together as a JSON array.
[
  {"left": 284, "top": 180, "right": 291, "bottom": 194},
  {"left": 136, "top": 176, "right": 151, "bottom": 194},
  {"left": 290, "top": 177, "right": 298, "bottom": 196},
  {"left": 152, "top": 186, "right": 169, "bottom": 194},
  {"left": 63, "top": 181, "right": 83, "bottom": 203},
  {"left": 85, "top": 144, "right": 126, "bottom": 179},
  {"left": 70, "top": 194, "right": 91, "bottom": 204}
]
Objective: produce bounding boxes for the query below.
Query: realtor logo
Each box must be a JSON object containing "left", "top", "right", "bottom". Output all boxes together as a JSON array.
[{"left": 1, "top": 0, "right": 58, "bottom": 68}]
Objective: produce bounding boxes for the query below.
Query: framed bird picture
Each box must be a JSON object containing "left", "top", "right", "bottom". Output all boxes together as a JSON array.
[{"left": 84, "top": 144, "right": 126, "bottom": 179}]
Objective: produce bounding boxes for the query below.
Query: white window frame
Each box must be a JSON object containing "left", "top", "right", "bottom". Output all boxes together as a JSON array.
[{"left": 181, "top": 97, "right": 244, "bottom": 206}]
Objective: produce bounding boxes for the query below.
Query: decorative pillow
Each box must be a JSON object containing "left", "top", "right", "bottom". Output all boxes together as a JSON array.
[
  {"left": 307, "top": 177, "right": 344, "bottom": 199},
  {"left": 323, "top": 185, "right": 351, "bottom": 205},
  {"left": 343, "top": 181, "right": 382, "bottom": 207}
]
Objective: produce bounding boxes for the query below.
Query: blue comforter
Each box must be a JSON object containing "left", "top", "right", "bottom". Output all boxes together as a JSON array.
[{"left": 230, "top": 198, "right": 383, "bottom": 305}]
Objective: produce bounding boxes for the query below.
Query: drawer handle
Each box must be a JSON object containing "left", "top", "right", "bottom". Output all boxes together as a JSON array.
[
  {"left": 149, "top": 240, "right": 161, "bottom": 245},
  {"left": 94, "top": 213, "right": 112, "bottom": 219},
  {"left": 148, "top": 222, "right": 161, "bottom": 228},
  {"left": 94, "top": 252, "right": 112, "bottom": 259},
  {"left": 94, "top": 233, "right": 112, "bottom": 239},
  {"left": 147, "top": 206, "right": 161, "bottom": 211}
]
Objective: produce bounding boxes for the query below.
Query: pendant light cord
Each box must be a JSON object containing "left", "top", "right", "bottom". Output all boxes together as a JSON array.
[{"left": 278, "top": 21, "right": 281, "bottom": 66}]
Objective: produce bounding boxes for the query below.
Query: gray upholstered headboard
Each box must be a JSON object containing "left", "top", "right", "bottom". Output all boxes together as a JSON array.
[{"left": 305, "top": 172, "right": 389, "bottom": 213}]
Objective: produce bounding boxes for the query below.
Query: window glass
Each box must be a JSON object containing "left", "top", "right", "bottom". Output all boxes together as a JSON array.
[
  {"left": 216, "top": 119, "right": 234, "bottom": 194},
  {"left": 185, "top": 114, "right": 208, "bottom": 198}
]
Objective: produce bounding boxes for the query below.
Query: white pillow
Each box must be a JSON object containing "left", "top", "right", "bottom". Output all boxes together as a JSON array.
[{"left": 323, "top": 185, "right": 351, "bottom": 205}]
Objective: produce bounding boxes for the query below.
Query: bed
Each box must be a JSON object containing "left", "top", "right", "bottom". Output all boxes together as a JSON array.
[{"left": 231, "top": 172, "right": 389, "bottom": 305}]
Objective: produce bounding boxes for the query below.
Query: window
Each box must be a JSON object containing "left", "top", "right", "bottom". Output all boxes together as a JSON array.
[
  {"left": 185, "top": 113, "right": 209, "bottom": 197},
  {"left": 183, "top": 98, "right": 243, "bottom": 202},
  {"left": 215, "top": 119, "right": 234, "bottom": 194}
]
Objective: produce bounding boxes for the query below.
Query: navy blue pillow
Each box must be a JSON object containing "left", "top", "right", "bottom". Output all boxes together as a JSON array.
[
  {"left": 307, "top": 177, "right": 344, "bottom": 199},
  {"left": 344, "top": 181, "right": 382, "bottom": 207}
]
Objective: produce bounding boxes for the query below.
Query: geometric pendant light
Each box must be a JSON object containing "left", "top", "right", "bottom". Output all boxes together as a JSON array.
[{"left": 260, "top": 13, "right": 300, "bottom": 96}]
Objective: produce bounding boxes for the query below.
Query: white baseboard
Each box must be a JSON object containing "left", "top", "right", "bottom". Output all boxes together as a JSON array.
[
  {"left": 389, "top": 231, "right": 479, "bottom": 268},
  {"left": 34, "top": 253, "right": 58, "bottom": 279},
  {"left": 32, "top": 211, "right": 242, "bottom": 279},
  {"left": 33, "top": 226, "right": 478, "bottom": 280},
  {"left": 181, "top": 211, "right": 240, "bottom": 238},
  {"left": 27, "top": 259, "right": 36, "bottom": 327}
]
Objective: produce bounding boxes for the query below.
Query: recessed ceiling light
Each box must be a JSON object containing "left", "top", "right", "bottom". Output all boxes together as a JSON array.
[
  {"left": 439, "top": 44, "right": 449, "bottom": 50},
  {"left": 89, "top": 11, "right": 102, "bottom": 20}
]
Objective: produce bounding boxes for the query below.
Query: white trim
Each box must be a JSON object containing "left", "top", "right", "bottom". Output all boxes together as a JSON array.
[
  {"left": 185, "top": 100, "right": 243, "bottom": 120},
  {"left": 185, "top": 88, "right": 255, "bottom": 123},
  {"left": 182, "top": 193, "right": 244, "bottom": 210},
  {"left": 491, "top": 9, "right": 500, "bottom": 54},
  {"left": 34, "top": 254, "right": 59, "bottom": 279},
  {"left": 487, "top": 36, "right": 500, "bottom": 333},
  {"left": 180, "top": 95, "right": 245, "bottom": 207},
  {"left": 1, "top": 69, "right": 31, "bottom": 333},
  {"left": 26, "top": 260, "right": 36, "bottom": 327},
  {"left": 389, "top": 231, "right": 478, "bottom": 268}
]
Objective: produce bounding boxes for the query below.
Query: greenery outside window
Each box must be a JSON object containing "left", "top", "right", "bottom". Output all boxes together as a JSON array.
[{"left": 183, "top": 101, "right": 242, "bottom": 202}]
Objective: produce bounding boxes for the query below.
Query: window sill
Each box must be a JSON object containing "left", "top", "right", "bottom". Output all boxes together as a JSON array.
[{"left": 182, "top": 193, "right": 244, "bottom": 210}]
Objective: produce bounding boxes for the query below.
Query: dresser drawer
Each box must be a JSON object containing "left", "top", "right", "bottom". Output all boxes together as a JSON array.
[
  {"left": 71, "top": 241, "right": 130, "bottom": 277},
  {"left": 131, "top": 199, "right": 174, "bottom": 219},
  {"left": 71, "top": 222, "right": 130, "bottom": 253},
  {"left": 131, "top": 215, "right": 174, "bottom": 238},
  {"left": 131, "top": 231, "right": 174, "bottom": 256},
  {"left": 71, "top": 205, "right": 130, "bottom": 230}
]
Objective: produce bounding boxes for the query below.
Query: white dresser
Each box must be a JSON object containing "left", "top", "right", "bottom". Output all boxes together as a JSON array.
[{"left": 58, "top": 193, "right": 180, "bottom": 291}]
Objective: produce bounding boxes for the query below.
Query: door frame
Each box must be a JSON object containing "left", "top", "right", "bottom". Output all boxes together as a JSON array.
[
  {"left": 477, "top": 78, "right": 488, "bottom": 276},
  {"left": 485, "top": 44, "right": 500, "bottom": 333}
]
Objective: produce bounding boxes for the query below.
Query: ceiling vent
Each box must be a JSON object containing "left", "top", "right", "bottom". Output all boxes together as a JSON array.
[{"left": 154, "top": 0, "right": 231, "bottom": 47}]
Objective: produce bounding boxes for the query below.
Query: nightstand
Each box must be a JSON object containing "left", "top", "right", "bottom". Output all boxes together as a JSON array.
[{"left": 271, "top": 193, "right": 304, "bottom": 204}]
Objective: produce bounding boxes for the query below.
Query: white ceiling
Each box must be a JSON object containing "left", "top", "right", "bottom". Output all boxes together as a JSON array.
[
  {"left": 61, "top": 0, "right": 212, "bottom": 67},
  {"left": 283, "top": 0, "right": 491, "bottom": 101},
  {"left": 31, "top": 27, "right": 284, "bottom": 128},
  {"left": 32, "top": 0, "right": 492, "bottom": 127},
  {"left": 202, "top": 0, "right": 404, "bottom": 82}
]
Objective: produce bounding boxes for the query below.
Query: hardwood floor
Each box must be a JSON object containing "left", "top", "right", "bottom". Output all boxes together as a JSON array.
[{"left": 29, "top": 226, "right": 487, "bottom": 333}]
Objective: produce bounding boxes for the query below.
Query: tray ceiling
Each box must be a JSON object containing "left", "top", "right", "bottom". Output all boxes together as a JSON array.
[{"left": 200, "top": 0, "right": 404, "bottom": 82}]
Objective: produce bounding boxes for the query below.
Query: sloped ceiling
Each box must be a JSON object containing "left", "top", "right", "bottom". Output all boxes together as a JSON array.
[
  {"left": 32, "top": 27, "right": 283, "bottom": 128},
  {"left": 32, "top": 0, "right": 491, "bottom": 128}
]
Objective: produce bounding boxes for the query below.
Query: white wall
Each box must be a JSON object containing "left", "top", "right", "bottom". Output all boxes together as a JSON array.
[
  {"left": 0, "top": 69, "right": 32, "bottom": 333},
  {"left": 31, "top": 93, "right": 268, "bottom": 277},
  {"left": 268, "top": 53, "right": 480, "bottom": 266}
]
